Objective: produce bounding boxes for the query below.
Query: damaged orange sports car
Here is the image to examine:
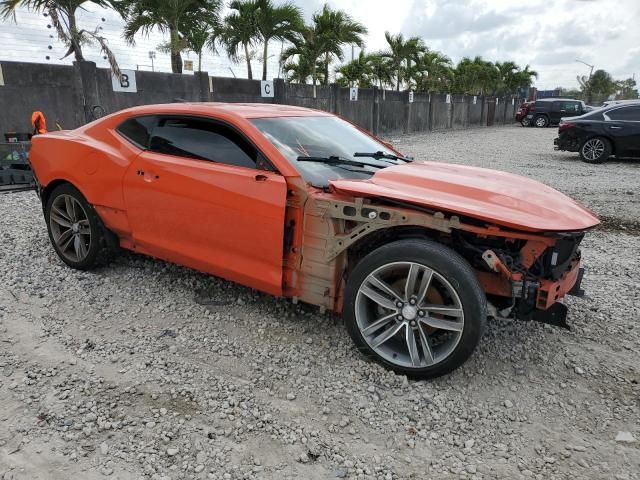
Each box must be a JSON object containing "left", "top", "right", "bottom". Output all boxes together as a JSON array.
[{"left": 29, "top": 103, "right": 599, "bottom": 378}]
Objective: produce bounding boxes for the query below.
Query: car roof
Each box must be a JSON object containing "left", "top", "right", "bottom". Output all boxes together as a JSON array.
[
  {"left": 535, "top": 98, "right": 580, "bottom": 102},
  {"left": 117, "top": 102, "right": 332, "bottom": 119}
]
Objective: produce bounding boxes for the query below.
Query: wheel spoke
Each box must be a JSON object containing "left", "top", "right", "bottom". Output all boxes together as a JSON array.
[
  {"left": 64, "top": 196, "right": 76, "bottom": 221},
  {"left": 371, "top": 322, "right": 404, "bottom": 348},
  {"left": 51, "top": 211, "right": 72, "bottom": 228},
  {"left": 74, "top": 235, "right": 88, "bottom": 260},
  {"left": 361, "top": 277, "right": 400, "bottom": 310},
  {"left": 52, "top": 204, "right": 71, "bottom": 222},
  {"left": 405, "top": 326, "right": 420, "bottom": 367},
  {"left": 417, "top": 324, "right": 435, "bottom": 365},
  {"left": 422, "top": 305, "right": 463, "bottom": 317},
  {"left": 56, "top": 229, "right": 73, "bottom": 249},
  {"left": 361, "top": 313, "right": 396, "bottom": 337},
  {"left": 416, "top": 268, "right": 434, "bottom": 304},
  {"left": 59, "top": 231, "right": 75, "bottom": 253},
  {"left": 420, "top": 316, "right": 464, "bottom": 332}
]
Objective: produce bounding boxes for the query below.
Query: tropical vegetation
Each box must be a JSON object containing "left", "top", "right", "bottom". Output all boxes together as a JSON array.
[
  {"left": 0, "top": 0, "right": 121, "bottom": 73},
  {"left": 8, "top": 0, "right": 635, "bottom": 101}
]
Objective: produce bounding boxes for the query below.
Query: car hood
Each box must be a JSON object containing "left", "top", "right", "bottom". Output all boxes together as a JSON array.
[{"left": 329, "top": 162, "right": 599, "bottom": 232}]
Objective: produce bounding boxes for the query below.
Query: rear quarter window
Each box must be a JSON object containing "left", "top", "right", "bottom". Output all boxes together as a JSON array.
[{"left": 116, "top": 116, "right": 158, "bottom": 149}]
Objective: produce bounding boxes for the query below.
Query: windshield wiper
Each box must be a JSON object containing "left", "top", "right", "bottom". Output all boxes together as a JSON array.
[
  {"left": 297, "top": 155, "right": 381, "bottom": 169},
  {"left": 353, "top": 151, "right": 413, "bottom": 163}
]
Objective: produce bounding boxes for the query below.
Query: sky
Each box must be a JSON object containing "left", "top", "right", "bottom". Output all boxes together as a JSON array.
[{"left": 0, "top": 0, "right": 639, "bottom": 89}]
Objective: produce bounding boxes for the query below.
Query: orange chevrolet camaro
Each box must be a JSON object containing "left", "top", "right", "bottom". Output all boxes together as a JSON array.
[{"left": 28, "top": 103, "right": 599, "bottom": 378}]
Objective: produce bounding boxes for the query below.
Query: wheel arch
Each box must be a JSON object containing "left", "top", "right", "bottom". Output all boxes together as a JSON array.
[
  {"left": 345, "top": 224, "right": 446, "bottom": 275},
  {"left": 41, "top": 179, "right": 120, "bottom": 249}
]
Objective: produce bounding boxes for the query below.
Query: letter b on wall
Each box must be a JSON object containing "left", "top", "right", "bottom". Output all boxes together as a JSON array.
[{"left": 112, "top": 69, "right": 138, "bottom": 93}]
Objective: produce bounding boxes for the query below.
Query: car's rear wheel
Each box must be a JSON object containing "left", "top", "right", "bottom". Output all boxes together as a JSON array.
[
  {"left": 533, "top": 115, "right": 549, "bottom": 128},
  {"left": 343, "top": 239, "right": 486, "bottom": 379},
  {"left": 521, "top": 117, "right": 530, "bottom": 127},
  {"left": 45, "top": 183, "right": 103, "bottom": 269},
  {"left": 579, "top": 137, "right": 611, "bottom": 163}
]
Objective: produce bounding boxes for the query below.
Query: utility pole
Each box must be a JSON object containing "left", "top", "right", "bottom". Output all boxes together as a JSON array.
[{"left": 149, "top": 51, "right": 156, "bottom": 72}]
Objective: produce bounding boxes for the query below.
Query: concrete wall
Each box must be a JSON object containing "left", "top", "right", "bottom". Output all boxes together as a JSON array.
[
  {"left": 378, "top": 90, "right": 406, "bottom": 135},
  {"left": 0, "top": 62, "right": 78, "bottom": 133},
  {"left": 408, "top": 92, "right": 430, "bottom": 133},
  {"left": 0, "top": 60, "right": 521, "bottom": 138},
  {"left": 430, "top": 93, "right": 451, "bottom": 131}
]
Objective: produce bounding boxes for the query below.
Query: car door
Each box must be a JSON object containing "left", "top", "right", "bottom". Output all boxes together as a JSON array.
[
  {"left": 549, "top": 101, "right": 563, "bottom": 124},
  {"left": 122, "top": 115, "right": 288, "bottom": 295},
  {"left": 603, "top": 106, "right": 640, "bottom": 156}
]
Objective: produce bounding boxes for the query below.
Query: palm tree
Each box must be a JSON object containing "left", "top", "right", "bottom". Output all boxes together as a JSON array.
[
  {"left": 313, "top": 4, "right": 367, "bottom": 86},
  {"left": 119, "top": 0, "right": 221, "bottom": 74},
  {"left": 186, "top": 19, "right": 222, "bottom": 72},
  {"left": 222, "top": 0, "right": 260, "bottom": 79},
  {"left": 1, "top": 0, "right": 120, "bottom": 71},
  {"left": 281, "top": 25, "right": 323, "bottom": 86},
  {"left": 412, "top": 50, "right": 453, "bottom": 92},
  {"left": 335, "top": 51, "right": 373, "bottom": 88},
  {"left": 367, "top": 53, "right": 394, "bottom": 90},
  {"left": 453, "top": 56, "right": 498, "bottom": 95},
  {"left": 254, "top": 0, "right": 303, "bottom": 81},
  {"left": 382, "top": 32, "right": 425, "bottom": 91}
]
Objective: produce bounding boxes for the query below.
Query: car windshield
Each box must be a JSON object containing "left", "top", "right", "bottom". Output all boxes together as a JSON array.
[{"left": 251, "top": 116, "right": 403, "bottom": 187}]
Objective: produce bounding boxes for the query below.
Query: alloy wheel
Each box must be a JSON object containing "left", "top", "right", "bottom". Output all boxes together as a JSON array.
[
  {"left": 354, "top": 261, "right": 464, "bottom": 369},
  {"left": 49, "top": 194, "right": 92, "bottom": 262},
  {"left": 582, "top": 138, "right": 605, "bottom": 161},
  {"left": 535, "top": 117, "right": 547, "bottom": 127}
]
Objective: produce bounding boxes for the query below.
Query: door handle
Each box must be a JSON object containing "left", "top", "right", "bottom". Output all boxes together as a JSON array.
[
  {"left": 254, "top": 174, "right": 268, "bottom": 182},
  {"left": 609, "top": 125, "right": 622, "bottom": 129}
]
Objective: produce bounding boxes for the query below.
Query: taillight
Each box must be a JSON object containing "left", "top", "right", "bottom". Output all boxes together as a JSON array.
[{"left": 559, "top": 122, "right": 575, "bottom": 132}]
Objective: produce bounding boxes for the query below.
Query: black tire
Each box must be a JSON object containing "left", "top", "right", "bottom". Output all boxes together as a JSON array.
[
  {"left": 521, "top": 117, "right": 530, "bottom": 127},
  {"left": 45, "top": 183, "right": 104, "bottom": 270},
  {"left": 579, "top": 137, "right": 611, "bottom": 164},
  {"left": 343, "top": 238, "right": 487, "bottom": 379},
  {"left": 533, "top": 115, "right": 549, "bottom": 128}
]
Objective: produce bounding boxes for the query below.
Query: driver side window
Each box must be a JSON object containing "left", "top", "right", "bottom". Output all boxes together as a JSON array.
[{"left": 148, "top": 116, "right": 269, "bottom": 170}]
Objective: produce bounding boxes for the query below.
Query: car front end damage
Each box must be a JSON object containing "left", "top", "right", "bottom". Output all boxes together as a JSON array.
[
  {"left": 283, "top": 186, "right": 592, "bottom": 329},
  {"left": 460, "top": 230, "right": 586, "bottom": 328}
]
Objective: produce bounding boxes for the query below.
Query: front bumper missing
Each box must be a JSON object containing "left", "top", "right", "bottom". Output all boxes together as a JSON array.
[{"left": 483, "top": 250, "right": 585, "bottom": 330}]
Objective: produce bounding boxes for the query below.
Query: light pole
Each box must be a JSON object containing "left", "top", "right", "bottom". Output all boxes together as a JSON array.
[
  {"left": 149, "top": 51, "right": 156, "bottom": 72},
  {"left": 575, "top": 59, "right": 594, "bottom": 103},
  {"left": 575, "top": 59, "right": 594, "bottom": 78}
]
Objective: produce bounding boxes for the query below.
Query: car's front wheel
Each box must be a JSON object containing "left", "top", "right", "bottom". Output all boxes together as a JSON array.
[
  {"left": 343, "top": 239, "right": 486, "bottom": 379},
  {"left": 579, "top": 137, "right": 611, "bottom": 163},
  {"left": 521, "top": 117, "right": 530, "bottom": 127},
  {"left": 533, "top": 115, "right": 549, "bottom": 128},
  {"left": 45, "top": 183, "right": 104, "bottom": 269}
]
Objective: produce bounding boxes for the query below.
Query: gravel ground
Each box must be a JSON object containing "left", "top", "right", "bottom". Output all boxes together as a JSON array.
[{"left": 1, "top": 125, "right": 639, "bottom": 480}]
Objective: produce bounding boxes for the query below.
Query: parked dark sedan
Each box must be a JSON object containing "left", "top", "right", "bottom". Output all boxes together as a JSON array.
[{"left": 554, "top": 104, "right": 640, "bottom": 163}]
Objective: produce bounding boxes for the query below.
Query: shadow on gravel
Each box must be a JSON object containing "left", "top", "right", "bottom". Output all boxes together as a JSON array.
[
  {"left": 597, "top": 215, "right": 640, "bottom": 235},
  {"left": 553, "top": 153, "right": 640, "bottom": 166}
]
